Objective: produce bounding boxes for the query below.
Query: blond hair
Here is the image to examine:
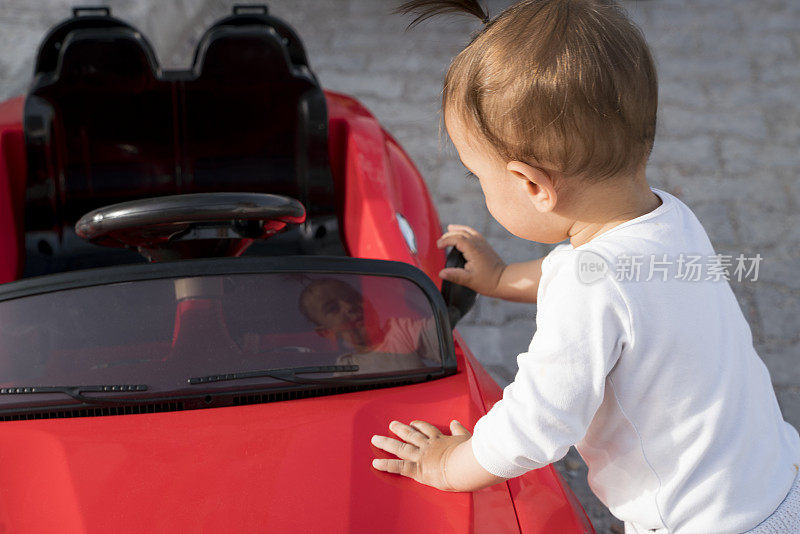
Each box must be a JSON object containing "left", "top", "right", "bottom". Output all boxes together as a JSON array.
[{"left": 400, "top": 0, "right": 658, "bottom": 181}]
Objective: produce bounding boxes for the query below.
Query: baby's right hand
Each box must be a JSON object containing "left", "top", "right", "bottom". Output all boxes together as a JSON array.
[{"left": 437, "top": 224, "right": 506, "bottom": 298}]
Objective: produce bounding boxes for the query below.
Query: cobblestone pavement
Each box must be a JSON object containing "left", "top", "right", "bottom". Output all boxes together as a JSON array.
[{"left": 1, "top": 0, "right": 798, "bottom": 532}]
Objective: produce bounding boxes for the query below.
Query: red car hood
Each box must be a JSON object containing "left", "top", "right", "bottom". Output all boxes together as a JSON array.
[{"left": 0, "top": 373, "right": 522, "bottom": 533}]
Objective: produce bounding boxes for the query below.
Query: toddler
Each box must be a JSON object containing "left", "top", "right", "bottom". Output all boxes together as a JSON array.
[{"left": 370, "top": 1, "right": 800, "bottom": 532}]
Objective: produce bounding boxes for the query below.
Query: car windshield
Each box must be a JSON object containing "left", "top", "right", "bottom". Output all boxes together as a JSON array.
[{"left": 0, "top": 268, "right": 446, "bottom": 410}]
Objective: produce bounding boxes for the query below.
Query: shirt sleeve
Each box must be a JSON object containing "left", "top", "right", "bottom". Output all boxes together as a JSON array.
[{"left": 471, "top": 250, "right": 632, "bottom": 478}]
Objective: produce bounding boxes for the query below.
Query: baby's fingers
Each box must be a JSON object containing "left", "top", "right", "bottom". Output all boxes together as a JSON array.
[
  {"left": 389, "top": 420, "right": 429, "bottom": 448},
  {"left": 439, "top": 267, "right": 470, "bottom": 285},
  {"left": 371, "top": 434, "right": 419, "bottom": 460},
  {"left": 446, "top": 224, "right": 480, "bottom": 237},
  {"left": 410, "top": 420, "right": 442, "bottom": 439},
  {"left": 372, "top": 458, "right": 417, "bottom": 478},
  {"left": 450, "top": 420, "right": 471, "bottom": 436},
  {"left": 436, "top": 232, "right": 476, "bottom": 251}
]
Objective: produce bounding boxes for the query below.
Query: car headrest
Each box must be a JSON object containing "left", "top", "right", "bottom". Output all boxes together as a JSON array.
[
  {"left": 193, "top": 5, "right": 310, "bottom": 70},
  {"left": 55, "top": 28, "right": 159, "bottom": 91},
  {"left": 32, "top": 7, "right": 156, "bottom": 79},
  {"left": 196, "top": 26, "right": 296, "bottom": 83}
]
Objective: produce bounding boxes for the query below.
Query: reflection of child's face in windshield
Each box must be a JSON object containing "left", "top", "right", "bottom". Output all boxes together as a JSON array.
[{"left": 300, "top": 279, "right": 374, "bottom": 348}]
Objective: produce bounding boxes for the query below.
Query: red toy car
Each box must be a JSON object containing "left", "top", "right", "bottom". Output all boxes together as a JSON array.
[{"left": 0, "top": 5, "right": 593, "bottom": 533}]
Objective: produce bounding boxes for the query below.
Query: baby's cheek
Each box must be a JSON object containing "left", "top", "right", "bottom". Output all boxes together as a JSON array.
[{"left": 484, "top": 195, "right": 515, "bottom": 230}]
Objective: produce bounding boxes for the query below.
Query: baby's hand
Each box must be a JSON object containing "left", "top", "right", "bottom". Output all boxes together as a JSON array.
[
  {"left": 371, "top": 419, "right": 471, "bottom": 491},
  {"left": 437, "top": 224, "right": 506, "bottom": 298}
]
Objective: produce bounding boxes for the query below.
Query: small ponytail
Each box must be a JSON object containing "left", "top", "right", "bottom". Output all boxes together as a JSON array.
[{"left": 395, "top": 0, "right": 490, "bottom": 29}]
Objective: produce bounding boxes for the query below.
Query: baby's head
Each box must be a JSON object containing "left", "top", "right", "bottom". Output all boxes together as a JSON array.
[
  {"left": 299, "top": 278, "right": 372, "bottom": 348},
  {"left": 402, "top": 0, "right": 658, "bottom": 242}
]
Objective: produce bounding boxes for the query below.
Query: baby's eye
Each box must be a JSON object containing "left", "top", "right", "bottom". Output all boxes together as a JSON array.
[{"left": 464, "top": 170, "right": 479, "bottom": 181}]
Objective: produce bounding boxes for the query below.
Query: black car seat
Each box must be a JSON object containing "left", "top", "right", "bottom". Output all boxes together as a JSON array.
[{"left": 23, "top": 5, "right": 343, "bottom": 277}]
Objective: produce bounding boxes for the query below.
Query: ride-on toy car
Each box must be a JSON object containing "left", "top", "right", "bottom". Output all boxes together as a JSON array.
[{"left": 0, "top": 5, "right": 594, "bottom": 532}]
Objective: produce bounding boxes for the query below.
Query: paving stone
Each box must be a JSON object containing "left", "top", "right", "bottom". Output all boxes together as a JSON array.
[
  {"left": 655, "top": 53, "right": 753, "bottom": 85},
  {"left": 688, "top": 201, "right": 740, "bottom": 248},
  {"left": 667, "top": 172, "right": 789, "bottom": 212},
  {"left": 784, "top": 172, "right": 800, "bottom": 211},
  {"left": 484, "top": 0, "right": 517, "bottom": 13},
  {"left": 733, "top": 205, "right": 800, "bottom": 250},
  {"left": 436, "top": 193, "right": 490, "bottom": 233},
  {"left": 312, "top": 52, "right": 370, "bottom": 73},
  {"left": 748, "top": 34, "right": 797, "bottom": 70},
  {"left": 751, "top": 246, "right": 800, "bottom": 292},
  {"left": 649, "top": 135, "right": 719, "bottom": 174},
  {"left": 118, "top": 0, "right": 213, "bottom": 67},
  {"left": 474, "top": 297, "right": 536, "bottom": 326},
  {"left": 758, "top": 8, "right": 800, "bottom": 31},
  {"left": 658, "top": 80, "right": 709, "bottom": 110},
  {"left": 753, "top": 284, "right": 800, "bottom": 346},
  {"left": 355, "top": 96, "right": 441, "bottom": 130},
  {"left": 721, "top": 138, "right": 800, "bottom": 176},
  {"left": 436, "top": 156, "right": 484, "bottom": 192},
  {"left": 762, "top": 342, "right": 800, "bottom": 388},
  {"left": 776, "top": 388, "right": 800, "bottom": 433},
  {"left": 316, "top": 70, "right": 404, "bottom": 100},
  {"left": 435, "top": 156, "right": 475, "bottom": 195},
  {"left": 659, "top": 106, "right": 769, "bottom": 142},
  {"left": 763, "top": 107, "right": 800, "bottom": 146},
  {"left": 389, "top": 126, "right": 446, "bottom": 171},
  {"left": 345, "top": 0, "right": 400, "bottom": 17},
  {"left": 645, "top": 4, "right": 742, "bottom": 33},
  {"left": 757, "top": 60, "right": 800, "bottom": 85},
  {"left": 704, "top": 80, "right": 762, "bottom": 110},
  {"left": 402, "top": 76, "right": 446, "bottom": 104},
  {"left": 366, "top": 53, "right": 449, "bottom": 76},
  {"left": 644, "top": 168, "right": 671, "bottom": 191},
  {"left": 644, "top": 165, "right": 678, "bottom": 192}
]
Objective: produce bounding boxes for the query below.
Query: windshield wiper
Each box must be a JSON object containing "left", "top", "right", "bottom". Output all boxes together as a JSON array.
[
  {"left": 0, "top": 384, "right": 149, "bottom": 404},
  {"left": 188, "top": 365, "right": 359, "bottom": 386}
]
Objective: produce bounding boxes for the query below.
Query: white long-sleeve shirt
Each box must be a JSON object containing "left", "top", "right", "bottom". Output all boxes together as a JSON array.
[{"left": 471, "top": 189, "right": 800, "bottom": 533}]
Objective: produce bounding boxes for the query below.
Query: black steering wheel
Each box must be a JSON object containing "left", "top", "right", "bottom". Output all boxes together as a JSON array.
[{"left": 75, "top": 192, "right": 306, "bottom": 261}]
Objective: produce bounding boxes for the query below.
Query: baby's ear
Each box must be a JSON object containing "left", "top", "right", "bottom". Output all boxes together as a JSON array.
[{"left": 507, "top": 161, "right": 557, "bottom": 213}]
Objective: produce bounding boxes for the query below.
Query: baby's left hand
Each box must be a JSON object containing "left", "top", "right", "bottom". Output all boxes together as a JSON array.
[{"left": 371, "top": 419, "right": 471, "bottom": 491}]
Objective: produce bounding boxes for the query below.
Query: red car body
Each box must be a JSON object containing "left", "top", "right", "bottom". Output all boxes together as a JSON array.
[{"left": 0, "top": 7, "right": 593, "bottom": 533}]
